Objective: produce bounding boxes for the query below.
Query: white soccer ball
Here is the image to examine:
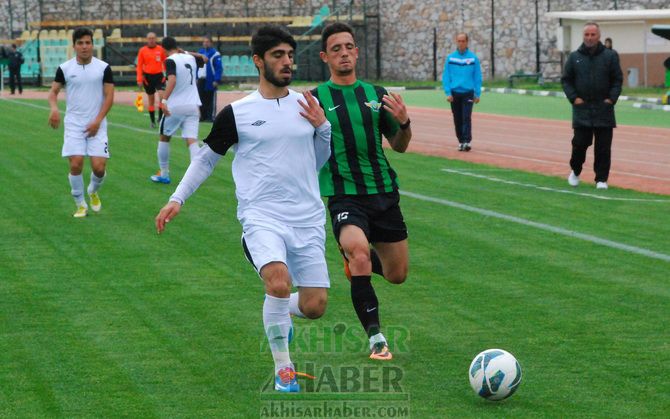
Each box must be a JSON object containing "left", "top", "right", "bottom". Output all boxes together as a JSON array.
[{"left": 468, "top": 348, "right": 522, "bottom": 401}]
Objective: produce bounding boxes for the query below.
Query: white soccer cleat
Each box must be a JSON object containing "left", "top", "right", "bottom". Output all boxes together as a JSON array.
[
  {"left": 89, "top": 192, "right": 102, "bottom": 212},
  {"left": 596, "top": 182, "right": 608, "bottom": 190},
  {"left": 73, "top": 204, "right": 88, "bottom": 218},
  {"left": 568, "top": 171, "right": 580, "bottom": 187}
]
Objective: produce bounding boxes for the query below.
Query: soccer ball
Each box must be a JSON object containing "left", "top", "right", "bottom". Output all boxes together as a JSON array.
[{"left": 468, "top": 349, "right": 522, "bottom": 401}]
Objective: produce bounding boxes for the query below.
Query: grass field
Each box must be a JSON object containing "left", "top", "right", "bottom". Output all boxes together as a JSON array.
[{"left": 1, "top": 97, "right": 669, "bottom": 418}]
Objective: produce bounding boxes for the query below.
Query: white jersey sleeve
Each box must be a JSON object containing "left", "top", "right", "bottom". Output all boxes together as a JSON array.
[
  {"left": 169, "top": 145, "right": 222, "bottom": 205},
  {"left": 314, "top": 121, "right": 331, "bottom": 170}
]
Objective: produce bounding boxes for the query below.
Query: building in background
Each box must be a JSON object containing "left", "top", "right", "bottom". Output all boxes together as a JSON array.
[{"left": 548, "top": 9, "right": 670, "bottom": 87}]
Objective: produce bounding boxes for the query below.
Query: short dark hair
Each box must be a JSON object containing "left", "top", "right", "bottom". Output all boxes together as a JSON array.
[
  {"left": 251, "top": 25, "right": 296, "bottom": 58},
  {"left": 72, "top": 27, "right": 93, "bottom": 45},
  {"left": 162, "top": 36, "right": 178, "bottom": 51},
  {"left": 584, "top": 21, "right": 600, "bottom": 30},
  {"left": 321, "top": 22, "right": 355, "bottom": 52},
  {"left": 11, "top": 43, "right": 17, "bottom": 49}
]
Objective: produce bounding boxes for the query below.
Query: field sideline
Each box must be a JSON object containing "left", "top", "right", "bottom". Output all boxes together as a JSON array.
[{"left": 1, "top": 97, "right": 669, "bottom": 417}]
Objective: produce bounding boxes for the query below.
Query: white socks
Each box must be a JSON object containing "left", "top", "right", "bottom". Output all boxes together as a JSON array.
[
  {"left": 158, "top": 141, "right": 199, "bottom": 175},
  {"left": 68, "top": 174, "right": 86, "bottom": 206},
  {"left": 157, "top": 141, "right": 170, "bottom": 177},
  {"left": 288, "top": 292, "right": 306, "bottom": 318},
  {"left": 188, "top": 142, "right": 200, "bottom": 161},
  {"left": 263, "top": 294, "right": 293, "bottom": 374},
  {"left": 87, "top": 172, "right": 105, "bottom": 195}
]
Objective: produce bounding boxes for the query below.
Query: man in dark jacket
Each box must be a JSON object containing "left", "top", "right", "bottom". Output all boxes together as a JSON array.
[
  {"left": 8, "top": 44, "right": 24, "bottom": 95},
  {"left": 562, "top": 22, "right": 623, "bottom": 190}
]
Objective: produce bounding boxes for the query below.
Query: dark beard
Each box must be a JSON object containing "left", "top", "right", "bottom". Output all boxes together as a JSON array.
[
  {"left": 264, "top": 62, "right": 292, "bottom": 87},
  {"left": 335, "top": 67, "right": 354, "bottom": 77}
]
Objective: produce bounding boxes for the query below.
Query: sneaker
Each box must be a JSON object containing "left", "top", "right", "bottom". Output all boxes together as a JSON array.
[
  {"left": 596, "top": 182, "right": 608, "bottom": 190},
  {"left": 458, "top": 143, "right": 465, "bottom": 151},
  {"left": 463, "top": 142, "right": 472, "bottom": 151},
  {"left": 150, "top": 174, "right": 171, "bottom": 184},
  {"left": 370, "top": 342, "right": 393, "bottom": 360},
  {"left": 568, "top": 171, "right": 580, "bottom": 187},
  {"left": 89, "top": 192, "right": 101, "bottom": 212},
  {"left": 338, "top": 245, "right": 352, "bottom": 282},
  {"left": 73, "top": 205, "right": 88, "bottom": 218},
  {"left": 275, "top": 366, "right": 300, "bottom": 392},
  {"left": 151, "top": 122, "right": 157, "bottom": 129}
]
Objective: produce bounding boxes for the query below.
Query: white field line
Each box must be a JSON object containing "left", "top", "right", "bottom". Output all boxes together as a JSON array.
[
  {"left": 441, "top": 169, "right": 670, "bottom": 202},
  {"left": 400, "top": 190, "right": 670, "bottom": 263},
  {"left": 1, "top": 98, "right": 156, "bottom": 135},
  {"left": 472, "top": 150, "right": 670, "bottom": 182}
]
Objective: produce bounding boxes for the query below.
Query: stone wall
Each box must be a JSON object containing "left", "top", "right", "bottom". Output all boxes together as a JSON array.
[
  {"left": 2, "top": 0, "right": 669, "bottom": 80},
  {"left": 378, "top": 0, "right": 670, "bottom": 81}
]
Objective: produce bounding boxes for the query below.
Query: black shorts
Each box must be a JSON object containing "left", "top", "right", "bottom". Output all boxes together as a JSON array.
[
  {"left": 143, "top": 73, "right": 165, "bottom": 94},
  {"left": 328, "top": 191, "right": 408, "bottom": 244}
]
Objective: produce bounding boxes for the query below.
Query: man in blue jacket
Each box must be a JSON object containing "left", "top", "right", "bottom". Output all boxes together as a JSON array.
[
  {"left": 442, "top": 33, "right": 482, "bottom": 151},
  {"left": 197, "top": 36, "right": 223, "bottom": 122}
]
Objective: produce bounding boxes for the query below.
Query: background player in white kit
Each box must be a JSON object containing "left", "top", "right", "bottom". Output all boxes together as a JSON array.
[
  {"left": 48, "top": 27, "right": 114, "bottom": 218},
  {"left": 150, "top": 36, "right": 207, "bottom": 184},
  {"left": 155, "top": 26, "right": 331, "bottom": 393}
]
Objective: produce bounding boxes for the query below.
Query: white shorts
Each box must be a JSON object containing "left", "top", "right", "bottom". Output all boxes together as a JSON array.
[
  {"left": 61, "top": 123, "right": 109, "bottom": 158},
  {"left": 241, "top": 220, "right": 330, "bottom": 288},
  {"left": 160, "top": 111, "right": 199, "bottom": 139}
]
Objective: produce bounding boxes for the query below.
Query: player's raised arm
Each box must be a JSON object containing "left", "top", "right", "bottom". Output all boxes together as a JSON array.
[
  {"left": 382, "top": 92, "right": 412, "bottom": 153},
  {"left": 298, "top": 90, "right": 327, "bottom": 128}
]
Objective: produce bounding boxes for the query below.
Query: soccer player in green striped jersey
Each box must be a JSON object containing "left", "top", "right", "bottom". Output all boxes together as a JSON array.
[{"left": 312, "top": 22, "right": 413, "bottom": 360}]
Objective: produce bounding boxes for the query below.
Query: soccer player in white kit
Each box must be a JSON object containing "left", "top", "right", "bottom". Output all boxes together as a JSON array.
[
  {"left": 150, "top": 36, "right": 207, "bottom": 184},
  {"left": 155, "top": 26, "right": 331, "bottom": 393},
  {"left": 48, "top": 27, "right": 114, "bottom": 218}
]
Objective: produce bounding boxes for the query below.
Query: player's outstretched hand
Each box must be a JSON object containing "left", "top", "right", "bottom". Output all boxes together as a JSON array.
[
  {"left": 48, "top": 109, "right": 60, "bottom": 129},
  {"left": 155, "top": 201, "right": 182, "bottom": 234},
  {"left": 298, "top": 90, "right": 326, "bottom": 128},
  {"left": 382, "top": 92, "right": 409, "bottom": 125}
]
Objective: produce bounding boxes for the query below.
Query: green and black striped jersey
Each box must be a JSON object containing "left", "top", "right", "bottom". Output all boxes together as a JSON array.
[{"left": 312, "top": 80, "right": 401, "bottom": 197}]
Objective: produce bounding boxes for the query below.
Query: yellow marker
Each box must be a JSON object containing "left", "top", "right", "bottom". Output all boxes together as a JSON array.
[{"left": 135, "top": 93, "right": 144, "bottom": 112}]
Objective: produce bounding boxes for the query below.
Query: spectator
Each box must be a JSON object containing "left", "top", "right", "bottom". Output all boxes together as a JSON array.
[
  {"left": 562, "top": 22, "right": 623, "bottom": 190},
  {"left": 442, "top": 32, "right": 482, "bottom": 152},
  {"left": 604, "top": 37, "right": 613, "bottom": 49},
  {"left": 8, "top": 44, "right": 24, "bottom": 95},
  {"left": 197, "top": 36, "right": 223, "bottom": 122}
]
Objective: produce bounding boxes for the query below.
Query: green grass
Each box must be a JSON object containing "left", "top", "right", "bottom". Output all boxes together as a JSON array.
[
  {"left": 1, "top": 98, "right": 669, "bottom": 417},
  {"left": 401, "top": 89, "right": 670, "bottom": 129}
]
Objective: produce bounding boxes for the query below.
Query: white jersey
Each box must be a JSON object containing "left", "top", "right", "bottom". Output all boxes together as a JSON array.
[
  {"left": 165, "top": 53, "right": 202, "bottom": 115},
  {"left": 171, "top": 89, "right": 331, "bottom": 227},
  {"left": 54, "top": 57, "right": 113, "bottom": 129}
]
